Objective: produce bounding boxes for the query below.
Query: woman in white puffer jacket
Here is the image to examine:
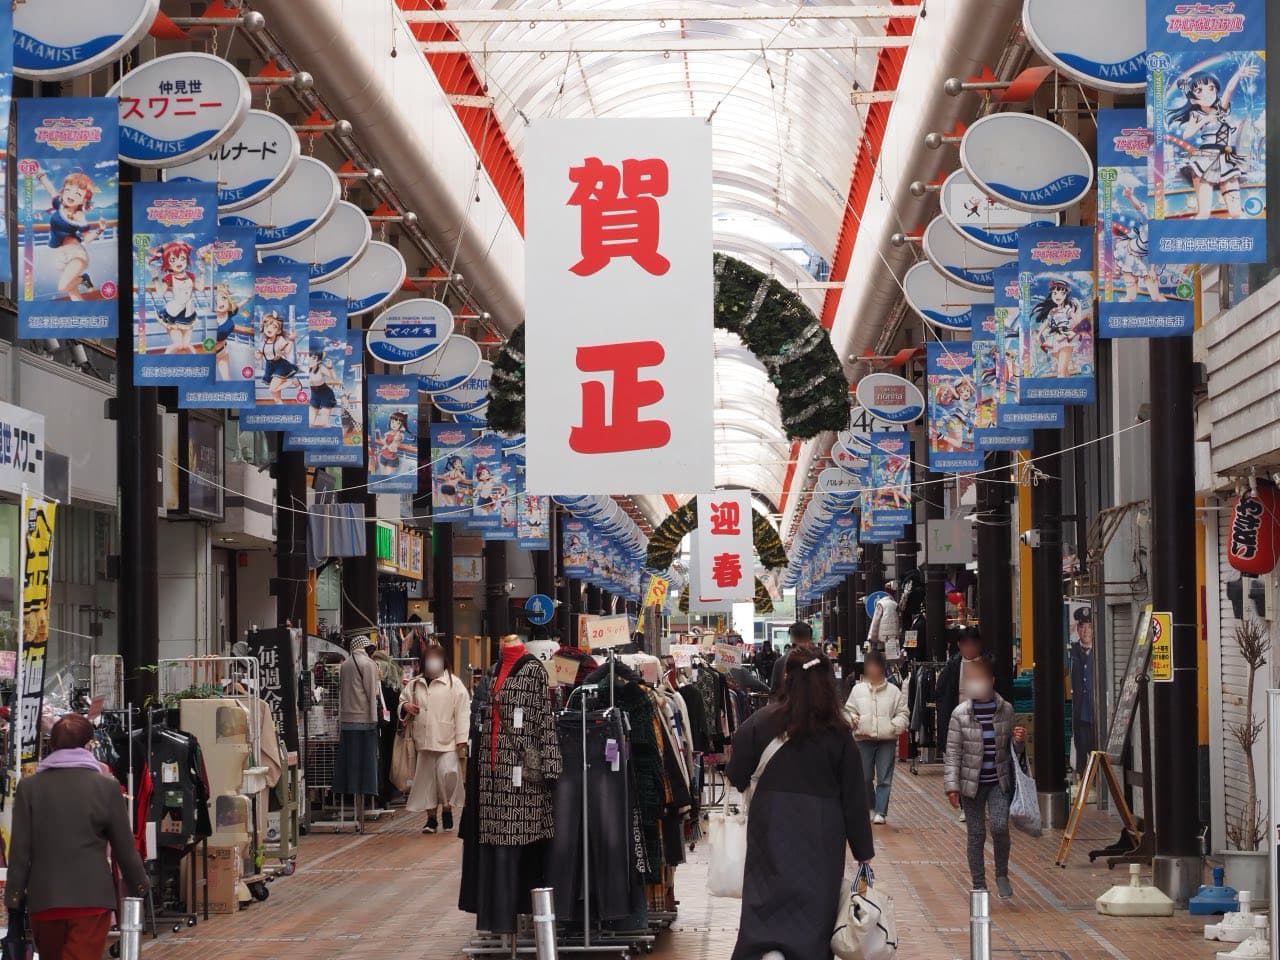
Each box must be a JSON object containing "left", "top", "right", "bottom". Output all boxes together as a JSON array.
[{"left": 845, "top": 652, "right": 909, "bottom": 824}]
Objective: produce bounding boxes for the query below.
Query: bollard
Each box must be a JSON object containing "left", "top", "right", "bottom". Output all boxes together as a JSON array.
[
  {"left": 970, "top": 889, "right": 991, "bottom": 960},
  {"left": 119, "top": 897, "right": 144, "bottom": 960},
  {"left": 531, "top": 887, "right": 558, "bottom": 960}
]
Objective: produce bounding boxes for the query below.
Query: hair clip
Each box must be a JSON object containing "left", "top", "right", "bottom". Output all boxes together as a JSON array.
[{"left": 802, "top": 658, "right": 821, "bottom": 671}]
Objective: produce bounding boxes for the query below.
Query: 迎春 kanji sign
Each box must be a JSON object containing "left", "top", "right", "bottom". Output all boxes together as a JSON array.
[
  {"left": 525, "top": 119, "right": 713, "bottom": 495},
  {"left": 694, "top": 490, "right": 754, "bottom": 603}
]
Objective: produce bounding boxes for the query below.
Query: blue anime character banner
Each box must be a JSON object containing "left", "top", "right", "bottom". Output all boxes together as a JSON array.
[
  {"left": 366, "top": 375, "right": 418, "bottom": 494},
  {"left": 132, "top": 181, "right": 217, "bottom": 385},
  {"left": 866, "top": 432, "right": 912, "bottom": 526},
  {"left": 1098, "top": 110, "right": 1196, "bottom": 337},
  {"left": 468, "top": 433, "right": 506, "bottom": 530},
  {"left": 429, "top": 423, "right": 475, "bottom": 521},
  {"left": 17, "top": 98, "right": 118, "bottom": 337},
  {"left": 304, "top": 331, "right": 364, "bottom": 467},
  {"left": 992, "top": 264, "right": 1064, "bottom": 432},
  {"left": 1147, "top": 0, "right": 1266, "bottom": 264},
  {"left": 1017, "top": 227, "right": 1096, "bottom": 406},
  {"left": 925, "top": 341, "right": 982, "bottom": 473},
  {"left": 294, "top": 296, "right": 348, "bottom": 442},
  {"left": 483, "top": 456, "right": 522, "bottom": 542},
  {"left": 179, "top": 227, "right": 256, "bottom": 409},
  {"left": 241, "top": 266, "right": 309, "bottom": 430},
  {"left": 518, "top": 491, "right": 551, "bottom": 551},
  {"left": 0, "top": 6, "right": 12, "bottom": 287},
  {"left": 562, "top": 516, "right": 590, "bottom": 578},
  {"left": 973, "top": 285, "right": 1033, "bottom": 451}
]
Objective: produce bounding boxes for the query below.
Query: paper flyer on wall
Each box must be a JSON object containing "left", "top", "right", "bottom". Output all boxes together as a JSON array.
[
  {"left": 1147, "top": 0, "right": 1266, "bottom": 264},
  {"left": 1097, "top": 109, "right": 1195, "bottom": 337},
  {"left": 366, "top": 375, "right": 418, "bottom": 494},
  {"left": 1017, "top": 226, "right": 1096, "bottom": 406},
  {"left": 241, "top": 265, "right": 310, "bottom": 431},
  {"left": 304, "top": 330, "right": 364, "bottom": 467},
  {"left": 179, "top": 226, "right": 258, "bottom": 409},
  {"left": 16, "top": 97, "right": 118, "bottom": 338},
  {"left": 925, "top": 341, "right": 982, "bottom": 473}
]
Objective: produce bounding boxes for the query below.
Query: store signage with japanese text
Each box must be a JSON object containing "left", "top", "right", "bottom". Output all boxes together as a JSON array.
[
  {"left": 524, "top": 118, "right": 714, "bottom": 495},
  {"left": 1149, "top": 611, "right": 1173, "bottom": 682},
  {"left": 694, "top": 491, "right": 754, "bottom": 604},
  {"left": 418, "top": 335, "right": 483, "bottom": 394},
  {"left": 14, "top": 0, "right": 160, "bottom": 81},
  {"left": 921, "top": 216, "right": 1012, "bottom": 292},
  {"left": 164, "top": 108, "right": 300, "bottom": 211},
  {"left": 578, "top": 613, "right": 631, "bottom": 650},
  {"left": 1021, "top": 0, "right": 1146, "bottom": 93},
  {"left": 366, "top": 298, "right": 450, "bottom": 365},
  {"left": 902, "top": 261, "right": 992, "bottom": 333},
  {"left": 855, "top": 373, "right": 924, "bottom": 425},
  {"left": 261, "top": 200, "right": 370, "bottom": 284},
  {"left": 312, "top": 240, "right": 405, "bottom": 317},
  {"left": 960, "top": 112, "right": 1094, "bottom": 214},
  {"left": 939, "top": 167, "right": 1058, "bottom": 255},
  {"left": 18, "top": 495, "right": 57, "bottom": 776},
  {"left": 0, "top": 402, "right": 45, "bottom": 498}
]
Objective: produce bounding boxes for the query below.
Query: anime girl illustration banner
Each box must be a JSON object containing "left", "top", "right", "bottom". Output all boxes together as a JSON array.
[
  {"left": 993, "top": 263, "right": 1065, "bottom": 431},
  {"left": 178, "top": 226, "right": 257, "bottom": 410},
  {"left": 366, "top": 375, "right": 418, "bottom": 494},
  {"left": 483, "top": 456, "right": 523, "bottom": 542},
  {"left": 978, "top": 267, "right": 1036, "bottom": 449},
  {"left": 17, "top": 98, "right": 118, "bottom": 338},
  {"left": 131, "top": 181, "right": 217, "bottom": 385},
  {"left": 0, "top": 7, "right": 11, "bottom": 286},
  {"left": 1017, "top": 227, "right": 1096, "bottom": 406},
  {"left": 305, "top": 330, "right": 364, "bottom": 466},
  {"left": 241, "top": 265, "right": 309, "bottom": 431},
  {"left": 866, "top": 432, "right": 913, "bottom": 526},
  {"left": 562, "top": 517, "right": 591, "bottom": 578},
  {"left": 518, "top": 490, "right": 551, "bottom": 551},
  {"left": 1147, "top": 0, "right": 1266, "bottom": 263},
  {"left": 1098, "top": 109, "right": 1195, "bottom": 337},
  {"left": 926, "top": 341, "right": 982, "bottom": 473},
  {"left": 469, "top": 433, "right": 506, "bottom": 530},
  {"left": 293, "top": 297, "right": 348, "bottom": 442},
  {"left": 429, "top": 423, "right": 475, "bottom": 520}
]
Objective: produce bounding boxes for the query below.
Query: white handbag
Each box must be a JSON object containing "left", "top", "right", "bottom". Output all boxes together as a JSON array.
[
  {"left": 831, "top": 863, "right": 898, "bottom": 960},
  {"left": 705, "top": 735, "right": 786, "bottom": 899}
]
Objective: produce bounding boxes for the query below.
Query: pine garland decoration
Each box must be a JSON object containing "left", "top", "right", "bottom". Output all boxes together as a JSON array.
[
  {"left": 677, "top": 578, "right": 774, "bottom": 615},
  {"left": 645, "top": 500, "right": 787, "bottom": 572}
]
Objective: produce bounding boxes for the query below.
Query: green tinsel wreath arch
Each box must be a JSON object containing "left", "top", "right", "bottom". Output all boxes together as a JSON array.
[
  {"left": 645, "top": 500, "right": 788, "bottom": 573},
  {"left": 678, "top": 579, "right": 775, "bottom": 616}
]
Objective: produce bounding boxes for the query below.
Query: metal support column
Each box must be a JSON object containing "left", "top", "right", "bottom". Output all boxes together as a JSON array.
[
  {"left": 978, "top": 452, "right": 1015, "bottom": 700},
  {"left": 1030, "top": 430, "right": 1067, "bottom": 828},
  {"left": 585, "top": 584, "right": 603, "bottom": 617},
  {"left": 274, "top": 451, "right": 308, "bottom": 628}
]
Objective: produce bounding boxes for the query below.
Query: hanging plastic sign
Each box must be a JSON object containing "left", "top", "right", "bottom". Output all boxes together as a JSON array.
[
  {"left": 1022, "top": 0, "right": 1147, "bottom": 93},
  {"left": 366, "top": 375, "right": 419, "bottom": 494},
  {"left": 163, "top": 109, "right": 300, "bottom": 212},
  {"left": 921, "top": 216, "right": 1014, "bottom": 292},
  {"left": 220, "top": 156, "right": 339, "bottom": 250},
  {"left": 434, "top": 361, "right": 493, "bottom": 415},
  {"left": 940, "top": 169, "right": 1059, "bottom": 255},
  {"left": 1146, "top": 0, "right": 1267, "bottom": 264},
  {"left": 108, "top": 52, "right": 251, "bottom": 169},
  {"left": 312, "top": 241, "right": 405, "bottom": 316},
  {"left": 416, "top": 335, "right": 483, "bottom": 394},
  {"left": 973, "top": 274, "right": 1032, "bottom": 451},
  {"left": 902, "top": 261, "right": 994, "bottom": 332},
  {"left": 365, "top": 298, "right": 450, "bottom": 365},
  {"left": 14, "top": 0, "right": 159, "bottom": 81},
  {"left": 855, "top": 373, "right": 925, "bottom": 424},
  {"left": 816, "top": 467, "right": 861, "bottom": 495},
  {"left": 1017, "top": 226, "right": 1097, "bottom": 405},
  {"left": 260, "top": 200, "right": 370, "bottom": 284},
  {"left": 925, "top": 341, "right": 982, "bottom": 472},
  {"left": 865, "top": 431, "right": 913, "bottom": 525},
  {"left": 960, "top": 113, "right": 1093, "bottom": 214},
  {"left": 454, "top": 404, "right": 489, "bottom": 426},
  {"left": 1228, "top": 485, "right": 1280, "bottom": 576}
]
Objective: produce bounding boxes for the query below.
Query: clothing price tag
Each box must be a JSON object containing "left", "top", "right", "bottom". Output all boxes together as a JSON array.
[
  {"left": 161, "top": 761, "right": 179, "bottom": 784},
  {"left": 605, "top": 738, "right": 620, "bottom": 772},
  {"left": 512, "top": 765, "right": 523, "bottom": 787},
  {"left": 513, "top": 707, "right": 524, "bottom": 730},
  {"left": 904, "top": 630, "right": 918, "bottom": 650}
]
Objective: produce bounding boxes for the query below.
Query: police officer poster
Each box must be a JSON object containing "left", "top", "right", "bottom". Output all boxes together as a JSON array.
[
  {"left": 1147, "top": 0, "right": 1267, "bottom": 263},
  {"left": 1017, "top": 226, "right": 1096, "bottom": 406}
]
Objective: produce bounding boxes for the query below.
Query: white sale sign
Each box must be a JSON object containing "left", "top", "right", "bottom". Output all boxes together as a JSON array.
[
  {"left": 524, "top": 119, "right": 713, "bottom": 495},
  {"left": 694, "top": 491, "right": 754, "bottom": 603}
]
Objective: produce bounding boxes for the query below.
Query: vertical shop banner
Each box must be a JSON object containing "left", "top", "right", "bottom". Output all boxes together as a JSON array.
[
  {"left": 469, "top": 433, "right": 506, "bottom": 530},
  {"left": 306, "top": 331, "right": 364, "bottom": 466},
  {"left": 0, "top": 6, "right": 12, "bottom": 285},
  {"left": 1017, "top": 227, "right": 1096, "bottom": 405},
  {"left": 973, "top": 293, "right": 1032, "bottom": 451},
  {"left": 366, "top": 376, "right": 418, "bottom": 494},
  {"left": 241, "top": 265, "right": 309, "bottom": 431},
  {"left": 993, "top": 263, "right": 1063, "bottom": 432},
  {"left": 132, "top": 181, "right": 217, "bottom": 384},
  {"left": 925, "top": 341, "right": 982, "bottom": 473},
  {"left": 484, "top": 456, "right": 521, "bottom": 542},
  {"left": 246, "top": 627, "right": 299, "bottom": 752},
  {"left": 693, "top": 491, "right": 754, "bottom": 603},
  {"left": 429, "top": 424, "right": 474, "bottom": 521},
  {"left": 179, "top": 227, "right": 257, "bottom": 409},
  {"left": 517, "top": 493, "right": 551, "bottom": 551},
  {"left": 1147, "top": 0, "right": 1267, "bottom": 264},
  {"left": 1097, "top": 110, "right": 1195, "bottom": 337},
  {"left": 17, "top": 494, "right": 56, "bottom": 777},
  {"left": 287, "top": 296, "right": 348, "bottom": 445},
  {"left": 562, "top": 516, "right": 590, "bottom": 577},
  {"left": 867, "top": 433, "right": 913, "bottom": 526},
  {"left": 17, "top": 98, "right": 119, "bottom": 337},
  {"left": 524, "top": 118, "right": 714, "bottom": 495}
]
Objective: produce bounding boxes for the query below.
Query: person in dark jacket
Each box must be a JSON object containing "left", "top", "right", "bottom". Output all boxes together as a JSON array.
[
  {"left": 935, "top": 625, "right": 985, "bottom": 752},
  {"left": 7, "top": 714, "right": 148, "bottom": 960},
  {"left": 769, "top": 621, "right": 817, "bottom": 695},
  {"left": 728, "top": 649, "right": 874, "bottom": 960}
]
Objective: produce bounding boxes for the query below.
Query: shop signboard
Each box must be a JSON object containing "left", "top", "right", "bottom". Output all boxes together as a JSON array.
[
  {"left": 925, "top": 341, "right": 982, "bottom": 472},
  {"left": 366, "top": 376, "right": 418, "bottom": 494},
  {"left": 816, "top": 466, "right": 861, "bottom": 496},
  {"left": 15, "top": 0, "right": 159, "bottom": 80},
  {"left": 109, "top": 52, "right": 251, "bottom": 169},
  {"left": 524, "top": 118, "right": 714, "bottom": 495},
  {"left": 312, "top": 240, "right": 405, "bottom": 317},
  {"left": 430, "top": 423, "right": 475, "bottom": 521},
  {"left": 434, "top": 361, "right": 492, "bottom": 414},
  {"left": 1022, "top": 0, "right": 1147, "bottom": 93},
  {"left": 1097, "top": 109, "right": 1195, "bottom": 338},
  {"left": 0, "top": 402, "right": 46, "bottom": 497},
  {"left": 1017, "top": 226, "right": 1097, "bottom": 405},
  {"left": 1149, "top": 610, "right": 1173, "bottom": 682},
  {"left": 921, "top": 216, "right": 1014, "bottom": 292},
  {"left": 163, "top": 109, "right": 300, "bottom": 211},
  {"left": 1146, "top": 0, "right": 1267, "bottom": 264},
  {"left": 939, "top": 168, "right": 1059, "bottom": 255},
  {"left": 365, "top": 298, "right": 449, "bottom": 366},
  {"left": 17, "top": 96, "right": 119, "bottom": 336},
  {"left": 580, "top": 614, "right": 631, "bottom": 650},
  {"left": 416, "top": 335, "right": 483, "bottom": 394},
  {"left": 960, "top": 113, "right": 1094, "bottom": 214},
  {"left": 260, "top": 200, "right": 369, "bottom": 284},
  {"left": 17, "top": 494, "right": 56, "bottom": 777},
  {"left": 220, "top": 155, "right": 339, "bottom": 250},
  {"left": 246, "top": 627, "right": 299, "bottom": 752},
  {"left": 454, "top": 405, "right": 489, "bottom": 426},
  {"left": 132, "top": 181, "right": 219, "bottom": 385},
  {"left": 854, "top": 373, "right": 924, "bottom": 425},
  {"left": 865, "top": 432, "right": 913, "bottom": 526},
  {"left": 693, "top": 490, "right": 753, "bottom": 604},
  {"left": 902, "top": 261, "right": 993, "bottom": 332}
]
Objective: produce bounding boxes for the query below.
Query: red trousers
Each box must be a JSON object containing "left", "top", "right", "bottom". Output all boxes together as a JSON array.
[{"left": 31, "top": 912, "right": 112, "bottom": 960}]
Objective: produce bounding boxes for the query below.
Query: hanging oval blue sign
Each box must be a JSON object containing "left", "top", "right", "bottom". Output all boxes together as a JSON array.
[
  {"left": 15, "top": 0, "right": 160, "bottom": 81},
  {"left": 854, "top": 373, "right": 925, "bottom": 425},
  {"left": 1022, "top": 0, "right": 1146, "bottom": 94},
  {"left": 366, "top": 298, "right": 451, "bottom": 365},
  {"left": 260, "top": 200, "right": 371, "bottom": 283},
  {"left": 313, "top": 241, "right": 406, "bottom": 317},
  {"left": 220, "top": 156, "right": 339, "bottom": 249},
  {"left": 902, "top": 261, "right": 994, "bottom": 332},
  {"left": 163, "top": 109, "right": 300, "bottom": 211},
  {"left": 416, "top": 335, "right": 483, "bottom": 394},
  {"left": 939, "top": 169, "right": 1060, "bottom": 255},
  {"left": 921, "top": 216, "right": 1014, "bottom": 292},
  {"left": 434, "top": 361, "right": 493, "bottom": 414},
  {"left": 960, "top": 113, "right": 1094, "bottom": 214}
]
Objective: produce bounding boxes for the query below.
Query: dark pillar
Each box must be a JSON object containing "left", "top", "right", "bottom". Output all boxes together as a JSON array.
[
  {"left": 924, "top": 470, "right": 947, "bottom": 660},
  {"left": 1030, "top": 430, "right": 1067, "bottom": 827},
  {"left": 844, "top": 575, "right": 860, "bottom": 677},
  {"left": 340, "top": 463, "right": 378, "bottom": 634},
  {"left": 533, "top": 548, "right": 554, "bottom": 606},
  {"left": 484, "top": 539, "right": 509, "bottom": 646},
  {"left": 852, "top": 563, "right": 869, "bottom": 654},
  {"left": 586, "top": 584, "right": 603, "bottom": 616},
  {"left": 835, "top": 583, "right": 852, "bottom": 651},
  {"left": 978, "top": 451, "right": 1015, "bottom": 700},
  {"left": 274, "top": 452, "right": 308, "bottom": 628},
  {"left": 1149, "top": 335, "right": 1202, "bottom": 898},
  {"left": 432, "top": 521, "right": 454, "bottom": 639},
  {"left": 553, "top": 507, "right": 572, "bottom": 642},
  {"left": 116, "top": 186, "right": 159, "bottom": 707}
]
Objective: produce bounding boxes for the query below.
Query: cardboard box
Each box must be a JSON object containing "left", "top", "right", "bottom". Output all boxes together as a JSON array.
[{"left": 182, "top": 843, "right": 243, "bottom": 915}]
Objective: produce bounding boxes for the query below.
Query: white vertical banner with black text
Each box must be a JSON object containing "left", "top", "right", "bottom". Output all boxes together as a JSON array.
[
  {"left": 694, "top": 491, "right": 754, "bottom": 604},
  {"left": 524, "top": 119, "right": 714, "bottom": 495}
]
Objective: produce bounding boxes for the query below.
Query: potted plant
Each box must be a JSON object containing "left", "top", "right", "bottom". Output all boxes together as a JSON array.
[{"left": 1221, "top": 618, "right": 1271, "bottom": 898}]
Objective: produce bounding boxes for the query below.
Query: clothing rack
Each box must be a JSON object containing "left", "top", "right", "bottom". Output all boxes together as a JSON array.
[{"left": 906, "top": 660, "right": 947, "bottom": 774}]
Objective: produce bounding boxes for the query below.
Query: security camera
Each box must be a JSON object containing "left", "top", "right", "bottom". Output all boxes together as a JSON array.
[{"left": 1020, "top": 529, "right": 1041, "bottom": 548}]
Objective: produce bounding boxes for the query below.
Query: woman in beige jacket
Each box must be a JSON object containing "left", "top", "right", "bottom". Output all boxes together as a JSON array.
[
  {"left": 400, "top": 641, "right": 471, "bottom": 833},
  {"left": 845, "top": 652, "right": 909, "bottom": 824}
]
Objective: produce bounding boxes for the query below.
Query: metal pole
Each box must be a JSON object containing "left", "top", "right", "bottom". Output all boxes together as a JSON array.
[
  {"left": 531, "top": 887, "right": 558, "bottom": 959},
  {"left": 978, "top": 451, "right": 1015, "bottom": 700},
  {"left": 275, "top": 451, "right": 308, "bottom": 628},
  {"left": 924, "top": 470, "right": 947, "bottom": 660},
  {"left": 969, "top": 889, "right": 991, "bottom": 960},
  {"left": 119, "top": 897, "right": 144, "bottom": 960}
]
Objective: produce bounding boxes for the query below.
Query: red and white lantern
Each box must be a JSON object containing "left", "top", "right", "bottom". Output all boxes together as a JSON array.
[{"left": 1228, "top": 485, "right": 1280, "bottom": 576}]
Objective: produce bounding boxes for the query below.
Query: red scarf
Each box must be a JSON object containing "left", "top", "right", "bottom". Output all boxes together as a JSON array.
[{"left": 491, "top": 643, "right": 526, "bottom": 769}]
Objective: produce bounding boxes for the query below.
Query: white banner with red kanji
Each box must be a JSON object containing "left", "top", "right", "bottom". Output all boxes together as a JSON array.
[
  {"left": 524, "top": 118, "right": 714, "bottom": 495},
  {"left": 693, "top": 491, "right": 754, "bottom": 603}
]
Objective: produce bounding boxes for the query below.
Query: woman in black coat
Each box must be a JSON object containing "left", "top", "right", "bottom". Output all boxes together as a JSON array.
[{"left": 727, "top": 649, "right": 875, "bottom": 960}]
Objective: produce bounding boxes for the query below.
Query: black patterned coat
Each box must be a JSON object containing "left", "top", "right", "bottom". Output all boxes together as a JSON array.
[{"left": 478, "top": 655, "right": 563, "bottom": 845}]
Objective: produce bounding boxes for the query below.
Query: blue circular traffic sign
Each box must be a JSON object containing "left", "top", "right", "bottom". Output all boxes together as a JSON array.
[
  {"left": 525, "top": 594, "right": 555, "bottom": 626},
  {"left": 865, "top": 590, "right": 889, "bottom": 617}
]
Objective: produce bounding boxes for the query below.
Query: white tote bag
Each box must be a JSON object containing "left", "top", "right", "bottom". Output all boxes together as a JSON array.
[
  {"left": 706, "top": 735, "right": 786, "bottom": 898},
  {"left": 1008, "top": 744, "right": 1042, "bottom": 837},
  {"left": 831, "top": 863, "right": 898, "bottom": 960}
]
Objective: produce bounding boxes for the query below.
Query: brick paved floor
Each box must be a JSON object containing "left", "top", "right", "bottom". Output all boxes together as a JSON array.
[{"left": 141, "top": 764, "right": 1224, "bottom": 960}]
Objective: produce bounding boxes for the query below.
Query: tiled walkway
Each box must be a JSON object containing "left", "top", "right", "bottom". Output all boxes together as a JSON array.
[{"left": 142, "top": 764, "right": 1225, "bottom": 959}]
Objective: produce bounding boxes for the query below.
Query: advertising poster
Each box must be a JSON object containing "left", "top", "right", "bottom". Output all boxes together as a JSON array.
[
  {"left": 925, "top": 341, "right": 982, "bottom": 473},
  {"left": 366, "top": 375, "right": 418, "bottom": 494},
  {"left": 866, "top": 432, "right": 913, "bottom": 526},
  {"left": 994, "top": 264, "right": 1064, "bottom": 432},
  {"left": 975, "top": 271, "right": 1033, "bottom": 450},
  {"left": 17, "top": 97, "right": 119, "bottom": 338},
  {"left": 562, "top": 516, "right": 590, "bottom": 577},
  {"left": 17, "top": 494, "right": 56, "bottom": 777},
  {"left": 1097, "top": 109, "right": 1195, "bottom": 337},
  {"left": 469, "top": 433, "right": 506, "bottom": 530},
  {"left": 301, "top": 297, "right": 348, "bottom": 440},
  {"left": 429, "top": 423, "right": 474, "bottom": 520},
  {"left": 1017, "top": 226, "right": 1096, "bottom": 406},
  {"left": 208, "top": 226, "right": 257, "bottom": 394},
  {"left": 484, "top": 457, "right": 522, "bottom": 542},
  {"left": 518, "top": 493, "right": 551, "bottom": 551},
  {"left": 242, "top": 266, "right": 309, "bottom": 431},
  {"left": 304, "top": 331, "right": 364, "bottom": 467},
  {"left": 1147, "top": 0, "right": 1267, "bottom": 263},
  {"left": 0, "top": 4, "right": 11, "bottom": 285}
]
